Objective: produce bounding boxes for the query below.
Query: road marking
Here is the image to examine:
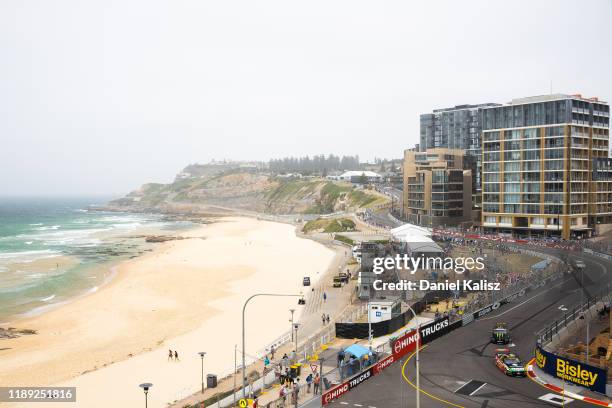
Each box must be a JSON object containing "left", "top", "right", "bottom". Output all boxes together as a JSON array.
[
  {"left": 538, "top": 393, "right": 574, "bottom": 405},
  {"left": 401, "top": 345, "right": 466, "bottom": 408},
  {"left": 480, "top": 277, "right": 571, "bottom": 321},
  {"left": 455, "top": 380, "right": 487, "bottom": 396}
]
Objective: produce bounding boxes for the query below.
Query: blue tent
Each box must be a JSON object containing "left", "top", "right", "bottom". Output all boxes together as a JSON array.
[{"left": 343, "top": 344, "right": 372, "bottom": 359}]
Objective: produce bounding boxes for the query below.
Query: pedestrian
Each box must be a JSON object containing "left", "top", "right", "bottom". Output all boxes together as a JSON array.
[
  {"left": 326, "top": 314, "right": 330, "bottom": 324},
  {"left": 306, "top": 373, "right": 313, "bottom": 393},
  {"left": 168, "top": 349, "right": 173, "bottom": 361},
  {"left": 174, "top": 350, "right": 179, "bottom": 361},
  {"left": 270, "top": 345, "right": 276, "bottom": 360},
  {"left": 337, "top": 349, "right": 344, "bottom": 367},
  {"left": 322, "top": 313, "right": 326, "bottom": 325},
  {"left": 323, "top": 292, "right": 327, "bottom": 302},
  {"left": 264, "top": 355, "right": 270, "bottom": 368},
  {"left": 313, "top": 373, "right": 320, "bottom": 394}
]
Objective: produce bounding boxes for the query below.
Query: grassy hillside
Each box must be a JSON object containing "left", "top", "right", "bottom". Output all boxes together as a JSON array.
[
  {"left": 302, "top": 218, "right": 356, "bottom": 233},
  {"left": 108, "top": 165, "right": 389, "bottom": 215}
]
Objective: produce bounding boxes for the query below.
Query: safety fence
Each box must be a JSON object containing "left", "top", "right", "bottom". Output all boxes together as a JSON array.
[
  {"left": 319, "top": 271, "right": 565, "bottom": 405},
  {"left": 536, "top": 288, "right": 611, "bottom": 347}
]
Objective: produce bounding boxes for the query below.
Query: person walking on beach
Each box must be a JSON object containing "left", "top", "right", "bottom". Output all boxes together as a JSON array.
[
  {"left": 326, "top": 314, "right": 330, "bottom": 324},
  {"left": 321, "top": 313, "right": 326, "bottom": 325},
  {"left": 174, "top": 350, "right": 179, "bottom": 361},
  {"left": 168, "top": 349, "right": 173, "bottom": 361},
  {"left": 270, "top": 345, "right": 276, "bottom": 360},
  {"left": 323, "top": 292, "right": 327, "bottom": 302},
  {"left": 264, "top": 355, "right": 270, "bottom": 368}
]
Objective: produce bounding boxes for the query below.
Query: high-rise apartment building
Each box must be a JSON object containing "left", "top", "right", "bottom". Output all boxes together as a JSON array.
[
  {"left": 480, "top": 94, "right": 610, "bottom": 239},
  {"left": 420, "top": 103, "right": 500, "bottom": 204},
  {"left": 403, "top": 148, "right": 472, "bottom": 227}
]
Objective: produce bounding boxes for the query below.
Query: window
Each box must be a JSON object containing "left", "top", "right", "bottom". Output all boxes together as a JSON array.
[
  {"left": 504, "top": 173, "right": 520, "bottom": 182},
  {"left": 504, "top": 162, "right": 520, "bottom": 172}
]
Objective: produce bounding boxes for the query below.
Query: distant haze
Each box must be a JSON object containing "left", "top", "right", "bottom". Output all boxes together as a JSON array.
[{"left": 1, "top": 0, "right": 611, "bottom": 197}]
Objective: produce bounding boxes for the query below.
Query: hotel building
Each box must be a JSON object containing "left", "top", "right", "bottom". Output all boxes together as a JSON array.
[
  {"left": 403, "top": 148, "right": 472, "bottom": 227},
  {"left": 481, "top": 94, "right": 610, "bottom": 239},
  {"left": 420, "top": 103, "right": 500, "bottom": 205}
]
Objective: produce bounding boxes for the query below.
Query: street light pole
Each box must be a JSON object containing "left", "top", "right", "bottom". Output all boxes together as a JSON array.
[
  {"left": 242, "top": 293, "right": 304, "bottom": 399},
  {"left": 405, "top": 304, "right": 420, "bottom": 408},
  {"left": 198, "top": 352, "right": 206, "bottom": 394},
  {"left": 367, "top": 301, "right": 372, "bottom": 347},
  {"left": 289, "top": 308, "right": 295, "bottom": 342},
  {"left": 294, "top": 323, "right": 301, "bottom": 355},
  {"left": 139, "top": 383, "right": 152, "bottom": 408},
  {"left": 234, "top": 344, "right": 237, "bottom": 406}
]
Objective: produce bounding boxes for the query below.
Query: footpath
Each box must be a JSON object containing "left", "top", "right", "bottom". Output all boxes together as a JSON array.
[{"left": 170, "top": 233, "right": 361, "bottom": 408}]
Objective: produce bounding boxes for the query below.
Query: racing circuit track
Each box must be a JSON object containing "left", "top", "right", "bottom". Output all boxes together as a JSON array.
[{"left": 319, "top": 246, "right": 612, "bottom": 408}]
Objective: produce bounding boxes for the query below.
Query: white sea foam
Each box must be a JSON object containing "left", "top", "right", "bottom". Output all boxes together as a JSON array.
[
  {"left": 35, "top": 225, "right": 61, "bottom": 231},
  {"left": 41, "top": 294, "right": 56, "bottom": 302},
  {"left": 0, "top": 249, "right": 60, "bottom": 262},
  {"left": 24, "top": 241, "right": 33, "bottom": 245},
  {"left": 88, "top": 286, "right": 98, "bottom": 293}
]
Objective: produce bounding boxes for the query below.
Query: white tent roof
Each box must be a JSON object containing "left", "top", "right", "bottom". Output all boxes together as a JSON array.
[
  {"left": 390, "top": 223, "right": 432, "bottom": 239},
  {"left": 339, "top": 170, "right": 382, "bottom": 178}
]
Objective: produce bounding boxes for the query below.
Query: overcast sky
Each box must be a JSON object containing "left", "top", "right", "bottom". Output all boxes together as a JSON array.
[{"left": 1, "top": 0, "right": 611, "bottom": 197}]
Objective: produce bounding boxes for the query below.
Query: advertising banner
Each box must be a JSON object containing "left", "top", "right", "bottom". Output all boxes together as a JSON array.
[
  {"left": 535, "top": 346, "right": 607, "bottom": 394},
  {"left": 419, "top": 317, "right": 450, "bottom": 345},
  {"left": 322, "top": 367, "right": 374, "bottom": 405},
  {"left": 391, "top": 329, "right": 419, "bottom": 359},
  {"left": 372, "top": 354, "right": 395, "bottom": 375}
]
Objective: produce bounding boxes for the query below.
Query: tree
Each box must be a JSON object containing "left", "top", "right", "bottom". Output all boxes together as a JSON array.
[{"left": 359, "top": 172, "right": 368, "bottom": 185}]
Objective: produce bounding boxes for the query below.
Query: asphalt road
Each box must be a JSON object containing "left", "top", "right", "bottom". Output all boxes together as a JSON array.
[{"left": 318, "top": 247, "right": 612, "bottom": 408}]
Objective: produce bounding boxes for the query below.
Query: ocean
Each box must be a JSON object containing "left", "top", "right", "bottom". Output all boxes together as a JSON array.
[{"left": 0, "top": 197, "right": 195, "bottom": 323}]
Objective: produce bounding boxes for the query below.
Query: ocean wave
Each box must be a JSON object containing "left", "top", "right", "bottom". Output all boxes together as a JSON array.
[
  {"left": 35, "top": 225, "right": 61, "bottom": 231},
  {"left": 24, "top": 241, "right": 33, "bottom": 245},
  {"left": 29, "top": 223, "right": 43, "bottom": 226},
  {"left": 0, "top": 249, "right": 61, "bottom": 262},
  {"left": 88, "top": 286, "right": 98, "bottom": 293},
  {"left": 17, "top": 228, "right": 111, "bottom": 244},
  {"left": 40, "top": 294, "right": 56, "bottom": 302}
]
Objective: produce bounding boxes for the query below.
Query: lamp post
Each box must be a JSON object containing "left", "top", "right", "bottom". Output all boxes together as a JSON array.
[
  {"left": 405, "top": 303, "right": 421, "bottom": 408},
  {"left": 198, "top": 352, "right": 206, "bottom": 394},
  {"left": 293, "top": 323, "right": 301, "bottom": 355},
  {"left": 242, "top": 293, "right": 304, "bottom": 399},
  {"left": 138, "top": 383, "right": 153, "bottom": 408},
  {"left": 233, "top": 344, "right": 237, "bottom": 406},
  {"left": 289, "top": 308, "right": 296, "bottom": 341}
]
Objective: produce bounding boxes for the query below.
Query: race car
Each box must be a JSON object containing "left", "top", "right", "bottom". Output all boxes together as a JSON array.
[
  {"left": 494, "top": 350, "right": 526, "bottom": 376},
  {"left": 491, "top": 323, "right": 511, "bottom": 344}
]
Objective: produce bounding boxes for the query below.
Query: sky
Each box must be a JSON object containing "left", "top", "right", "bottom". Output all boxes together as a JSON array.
[{"left": 1, "top": 0, "right": 611, "bottom": 197}]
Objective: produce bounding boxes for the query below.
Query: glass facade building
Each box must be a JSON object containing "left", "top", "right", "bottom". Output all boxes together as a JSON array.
[
  {"left": 420, "top": 103, "right": 500, "bottom": 204},
  {"left": 481, "top": 94, "right": 610, "bottom": 239}
]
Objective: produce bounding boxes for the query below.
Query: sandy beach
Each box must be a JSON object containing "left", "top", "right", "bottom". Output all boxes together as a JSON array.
[{"left": 0, "top": 217, "right": 336, "bottom": 407}]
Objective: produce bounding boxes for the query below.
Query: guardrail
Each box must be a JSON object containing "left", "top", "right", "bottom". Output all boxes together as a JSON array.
[{"left": 536, "top": 288, "right": 611, "bottom": 347}]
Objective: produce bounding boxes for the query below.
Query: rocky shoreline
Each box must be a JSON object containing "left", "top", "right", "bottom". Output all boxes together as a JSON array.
[{"left": 0, "top": 327, "right": 37, "bottom": 339}]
